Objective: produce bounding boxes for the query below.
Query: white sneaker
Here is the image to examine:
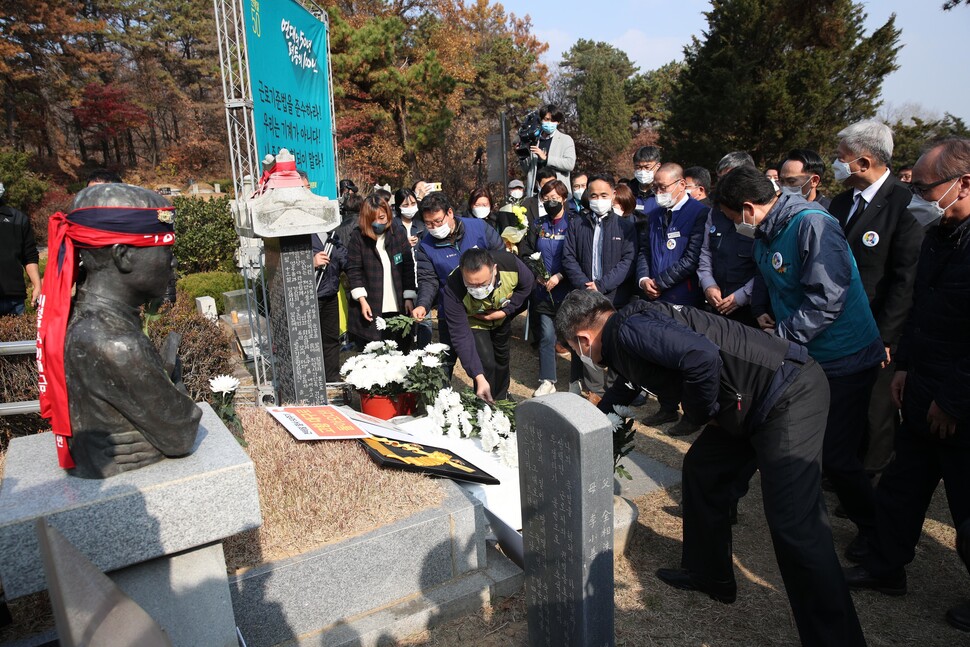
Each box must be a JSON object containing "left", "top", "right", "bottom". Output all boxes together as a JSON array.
[
  {"left": 568, "top": 380, "right": 582, "bottom": 395},
  {"left": 533, "top": 380, "right": 557, "bottom": 397}
]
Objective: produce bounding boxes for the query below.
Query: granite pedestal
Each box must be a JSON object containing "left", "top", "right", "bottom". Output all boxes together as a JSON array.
[{"left": 0, "top": 404, "right": 261, "bottom": 646}]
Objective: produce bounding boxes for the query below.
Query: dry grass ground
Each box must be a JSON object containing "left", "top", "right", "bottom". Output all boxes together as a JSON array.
[
  {"left": 223, "top": 406, "right": 443, "bottom": 572},
  {"left": 403, "top": 313, "right": 969, "bottom": 646}
]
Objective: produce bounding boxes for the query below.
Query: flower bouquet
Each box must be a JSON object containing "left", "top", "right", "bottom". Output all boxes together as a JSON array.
[
  {"left": 524, "top": 251, "right": 551, "bottom": 281},
  {"left": 606, "top": 405, "right": 638, "bottom": 480},
  {"left": 340, "top": 341, "right": 449, "bottom": 419},
  {"left": 425, "top": 387, "right": 518, "bottom": 468}
]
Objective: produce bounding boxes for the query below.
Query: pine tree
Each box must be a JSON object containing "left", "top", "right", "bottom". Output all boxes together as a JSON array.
[
  {"left": 576, "top": 58, "right": 632, "bottom": 169},
  {"left": 661, "top": 0, "right": 901, "bottom": 169}
]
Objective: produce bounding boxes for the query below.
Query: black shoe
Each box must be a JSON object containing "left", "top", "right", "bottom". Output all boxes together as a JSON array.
[
  {"left": 843, "top": 565, "right": 906, "bottom": 596},
  {"left": 667, "top": 417, "right": 702, "bottom": 437},
  {"left": 844, "top": 534, "right": 869, "bottom": 563},
  {"left": 630, "top": 393, "right": 647, "bottom": 407},
  {"left": 644, "top": 408, "right": 679, "bottom": 426},
  {"left": 656, "top": 568, "right": 737, "bottom": 604},
  {"left": 946, "top": 601, "right": 970, "bottom": 632}
]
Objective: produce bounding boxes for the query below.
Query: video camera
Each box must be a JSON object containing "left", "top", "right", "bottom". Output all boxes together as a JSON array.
[{"left": 514, "top": 111, "right": 541, "bottom": 159}]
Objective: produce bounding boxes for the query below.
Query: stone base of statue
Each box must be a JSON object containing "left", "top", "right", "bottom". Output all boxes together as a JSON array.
[{"left": 0, "top": 404, "right": 262, "bottom": 647}]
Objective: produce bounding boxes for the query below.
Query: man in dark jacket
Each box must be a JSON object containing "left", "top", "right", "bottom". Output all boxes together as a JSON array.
[
  {"left": 311, "top": 231, "right": 347, "bottom": 382},
  {"left": 561, "top": 174, "right": 637, "bottom": 395},
  {"left": 628, "top": 145, "right": 661, "bottom": 215},
  {"left": 412, "top": 192, "right": 504, "bottom": 377},
  {"left": 778, "top": 149, "right": 831, "bottom": 209},
  {"left": 828, "top": 120, "right": 928, "bottom": 481},
  {"left": 555, "top": 290, "right": 866, "bottom": 646},
  {"left": 441, "top": 248, "right": 533, "bottom": 401},
  {"left": 0, "top": 183, "right": 41, "bottom": 316},
  {"left": 844, "top": 138, "right": 970, "bottom": 632},
  {"left": 725, "top": 167, "right": 886, "bottom": 562}
]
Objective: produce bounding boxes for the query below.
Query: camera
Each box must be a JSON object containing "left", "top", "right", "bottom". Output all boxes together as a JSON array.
[{"left": 514, "top": 111, "right": 541, "bottom": 159}]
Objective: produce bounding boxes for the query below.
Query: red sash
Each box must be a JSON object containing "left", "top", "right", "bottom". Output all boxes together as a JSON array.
[{"left": 36, "top": 208, "right": 175, "bottom": 469}]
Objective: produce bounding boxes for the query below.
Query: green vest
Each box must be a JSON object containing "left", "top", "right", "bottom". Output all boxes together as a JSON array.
[
  {"left": 463, "top": 270, "right": 518, "bottom": 331},
  {"left": 755, "top": 209, "right": 878, "bottom": 363}
]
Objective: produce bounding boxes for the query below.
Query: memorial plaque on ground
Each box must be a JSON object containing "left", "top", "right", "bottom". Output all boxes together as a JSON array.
[
  {"left": 264, "top": 235, "right": 327, "bottom": 405},
  {"left": 516, "top": 393, "right": 615, "bottom": 647}
]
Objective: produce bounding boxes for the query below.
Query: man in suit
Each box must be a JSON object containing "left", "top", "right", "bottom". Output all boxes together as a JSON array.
[{"left": 828, "top": 121, "right": 927, "bottom": 513}]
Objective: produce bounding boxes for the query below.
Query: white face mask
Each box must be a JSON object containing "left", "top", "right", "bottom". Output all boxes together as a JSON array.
[
  {"left": 429, "top": 222, "right": 451, "bottom": 239},
  {"left": 471, "top": 205, "right": 490, "bottom": 219},
  {"left": 781, "top": 177, "right": 811, "bottom": 198},
  {"left": 589, "top": 198, "right": 612, "bottom": 216},
  {"left": 573, "top": 188, "right": 585, "bottom": 202},
  {"left": 466, "top": 274, "right": 495, "bottom": 300},
  {"left": 634, "top": 169, "right": 655, "bottom": 185},
  {"left": 908, "top": 179, "right": 960, "bottom": 226},
  {"left": 656, "top": 192, "right": 675, "bottom": 209},
  {"left": 735, "top": 208, "right": 758, "bottom": 239},
  {"left": 400, "top": 205, "right": 418, "bottom": 219},
  {"left": 509, "top": 189, "right": 524, "bottom": 200},
  {"left": 612, "top": 205, "right": 624, "bottom": 216},
  {"left": 576, "top": 336, "right": 598, "bottom": 371},
  {"left": 769, "top": 178, "right": 781, "bottom": 193},
  {"left": 832, "top": 157, "right": 861, "bottom": 183}
]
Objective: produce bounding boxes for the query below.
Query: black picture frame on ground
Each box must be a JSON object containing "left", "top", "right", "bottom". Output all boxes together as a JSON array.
[{"left": 359, "top": 436, "right": 500, "bottom": 485}]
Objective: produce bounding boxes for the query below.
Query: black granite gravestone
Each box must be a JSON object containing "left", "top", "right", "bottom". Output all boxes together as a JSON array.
[
  {"left": 264, "top": 235, "right": 327, "bottom": 405},
  {"left": 516, "top": 393, "right": 615, "bottom": 647}
]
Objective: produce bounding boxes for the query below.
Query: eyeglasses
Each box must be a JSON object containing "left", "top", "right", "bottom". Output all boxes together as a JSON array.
[
  {"left": 653, "top": 179, "right": 684, "bottom": 193},
  {"left": 424, "top": 214, "right": 449, "bottom": 228},
  {"left": 909, "top": 176, "right": 959, "bottom": 199}
]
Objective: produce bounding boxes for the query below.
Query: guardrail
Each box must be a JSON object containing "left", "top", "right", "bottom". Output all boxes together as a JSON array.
[{"left": 0, "top": 341, "right": 40, "bottom": 416}]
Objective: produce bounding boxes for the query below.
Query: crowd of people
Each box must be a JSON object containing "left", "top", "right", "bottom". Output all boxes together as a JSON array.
[{"left": 306, "top": 111, "right": 969, "bottom": 645}]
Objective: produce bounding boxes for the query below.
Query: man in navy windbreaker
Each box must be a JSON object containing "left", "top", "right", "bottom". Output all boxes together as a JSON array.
[
  {"left": 555, "top": 290, "right": 866, "bottom": 647},
  {"left": 561, "top": 174, "right": 637, "bottom": 395}
]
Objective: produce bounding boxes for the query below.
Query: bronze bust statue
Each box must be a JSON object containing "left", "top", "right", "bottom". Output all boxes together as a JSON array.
[{"left": 36, "top": 183, "right": 201, "bottom": 478}]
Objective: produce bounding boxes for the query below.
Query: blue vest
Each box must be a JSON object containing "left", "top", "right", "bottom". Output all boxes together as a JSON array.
[
  {"left": 755, "top": 209, "right": 878, "bottom": 363},
  {"left": 709, "top": 207, "right": 757, "bottom": 296},
  {"left": 646, "top": 198, "right": 707, "bottom": 305},
  {"left": 419, "top": 217, "right": 493, "bottom": 302}
]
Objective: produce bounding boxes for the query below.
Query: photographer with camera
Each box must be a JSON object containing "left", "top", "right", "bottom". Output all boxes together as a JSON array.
[{"left": 518, "top": 104, "right": 576, "bottom": 195}]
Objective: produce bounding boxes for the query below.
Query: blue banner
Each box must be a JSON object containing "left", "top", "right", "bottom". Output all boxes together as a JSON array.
[{"left": 241, "top": 0, "right": 338, "bottom": 198}]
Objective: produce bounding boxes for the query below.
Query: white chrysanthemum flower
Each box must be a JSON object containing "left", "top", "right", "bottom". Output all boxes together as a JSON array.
[
  {"left": 492, "top": 410, "right": 512, "bottom": 437},
  {"left": 529, "top": 252, "right": 541, "bottom": 260},
  {"left": 499, "top": 435, "right": 519, "bottom": 469},
  {"left": 363, "top": 341, "right": 385, "bottom": 353},
  {"left": 424, "top": 343, "right": 450, "bottom": 355},
  {"left": 384, "top": 340, "right": 398, "bottom": 349},
  {"left": 421, "top": 355, "right": 441, "bottom": 368},
  {"left": 375, "top": 316, "right": 387, "bottom": 330},
  {"left": 209, "top": 374, "right": 240, "bottom": 395}
]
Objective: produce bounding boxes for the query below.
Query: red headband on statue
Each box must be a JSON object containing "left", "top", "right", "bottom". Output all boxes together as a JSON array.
[{"left": 36, "top": 206, "right": 176, "bottom": 469}]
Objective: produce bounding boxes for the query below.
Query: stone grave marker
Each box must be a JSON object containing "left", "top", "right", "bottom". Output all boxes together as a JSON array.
[{"left": 516, "top": 393, "right": 615, "bottom": 647}]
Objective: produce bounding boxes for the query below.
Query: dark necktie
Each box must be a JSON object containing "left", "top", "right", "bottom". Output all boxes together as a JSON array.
[{"left": 847, "top": 194, "right": 867, "bottom": 226}]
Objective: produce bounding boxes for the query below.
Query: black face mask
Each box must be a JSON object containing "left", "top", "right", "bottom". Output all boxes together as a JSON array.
[{"left": 542, "top": 199, "right": 563, "bottom": 216}]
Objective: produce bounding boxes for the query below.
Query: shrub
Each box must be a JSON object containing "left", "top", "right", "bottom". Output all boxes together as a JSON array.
[
  {"left": 29, "top": 185, "right": 75, "bottom": 246},
  {"left": 145, "top": 290, "right": 235, "bottom": 402},
  {"left": 177, "top": 271, "right": 246, "bottom": 313},
  {"left": 0, "top": 148, "right": 49, "bottom": 215},
  {"left": 172, "top": 195, "right": 238, "bottom": 274},
  {"left": 0, "top": 314, "right": 47, "bottom": 453}
]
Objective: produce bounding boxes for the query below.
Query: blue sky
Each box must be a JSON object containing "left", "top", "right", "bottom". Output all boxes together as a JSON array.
[{"left": 499, "top": 0, "right": 969, "bottom": 125}]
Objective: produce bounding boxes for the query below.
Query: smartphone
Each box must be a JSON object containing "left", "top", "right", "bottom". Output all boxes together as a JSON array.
[{"left": 429, "top": 182, "right": 442, "bottom": 192}]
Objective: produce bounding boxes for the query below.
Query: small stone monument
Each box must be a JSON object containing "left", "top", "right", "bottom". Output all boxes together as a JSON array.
[
  {"left": 516, "top": 393, "right": 615, "bottom": 647},
  {"left": 233, "top": 149, "right": 340, "bottom": 405}
]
